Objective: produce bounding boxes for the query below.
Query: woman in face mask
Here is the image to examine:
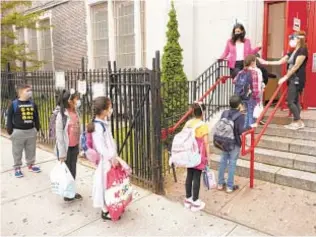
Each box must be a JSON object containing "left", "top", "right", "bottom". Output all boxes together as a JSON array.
[
  {"left": 55, "top": 88, "right": 83, "bottom": 201},
  {"left": 258, "top": 31, "right": 308, "bottom": 130},
  {"left": 220, "top": 23, "right": 262, "bottom": 78}
]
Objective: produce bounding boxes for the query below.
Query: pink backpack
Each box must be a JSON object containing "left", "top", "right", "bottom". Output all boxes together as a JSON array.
[{"left": 80, "top": 121, "right": 106, "bottom": 166}]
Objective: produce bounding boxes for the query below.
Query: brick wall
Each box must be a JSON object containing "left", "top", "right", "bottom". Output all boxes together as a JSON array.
[{"left": 51, "top": 1, "right": 87, "bottom": 70}]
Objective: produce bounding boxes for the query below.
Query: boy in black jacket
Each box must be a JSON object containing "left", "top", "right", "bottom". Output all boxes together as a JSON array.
[
  {"left": 6, "top": 84, "right": 41, "bottom": 178},
  {"left": 217, "top": 95, "right": 254, "bottom": 193}
]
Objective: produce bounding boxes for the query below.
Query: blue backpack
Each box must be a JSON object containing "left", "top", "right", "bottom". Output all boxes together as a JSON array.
[
  {"left": 80, "top": 120, "right": 106, "bottom": 152},
  {"left": 234, "top": 70, "right": 253, "bottom": 100}
]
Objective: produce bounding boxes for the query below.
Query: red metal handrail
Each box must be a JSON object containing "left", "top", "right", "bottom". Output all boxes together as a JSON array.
[
  {"left": 241, "top": 82, "right": 287, "bottom": 188},
  {"left": 161, "top": 75, "right": 231, "bottom": 140}
]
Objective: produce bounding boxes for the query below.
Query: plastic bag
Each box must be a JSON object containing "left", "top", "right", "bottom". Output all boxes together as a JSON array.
[
  {"left": 50, "top": 162, "right": 76, "bottom": 198},
  {"left": 202, "top": 167, "right": 216, "bottom": 190},
  {"left": 253, "top": 103, "right": 264, "bottom": 119},
  {"left": 104, "top": 163, "right": 133, "bottom": 221}
]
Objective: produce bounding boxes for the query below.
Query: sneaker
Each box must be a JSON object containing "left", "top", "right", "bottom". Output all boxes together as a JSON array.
[
  {"left": 184, "top": 197, "right": 193, "bottom": 209},
  {"left": 74, "top": 193, "right": 83, "bottom": 200},
  {"left": 64, "top": 197, "right": 75, "bottom": 202},
  {"left": 217, "top": 183, "right": 226, "bottom": 191},
  {"left": 28, "top": 165, "right": 41, "bottom": 173},
  {"left": 226, "top": 185, "right": 239, "bottom": 193},
  {"left": 284, "top": 122, "right": 302, "bottom": 130},
  {"left": 101, "top": 211, "right": 121, "bottom": 221},
  {"left": 298, "top": 121, "right": 305, "bottom": 129},
  {"left": 14, "top": 168, "right": 23, "bottom": 178},
  {"left": 190, "top": 199, "right": 205, "bottom": 212}
]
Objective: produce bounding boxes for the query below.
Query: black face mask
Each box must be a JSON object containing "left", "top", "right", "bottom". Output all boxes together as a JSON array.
[{"left": 234, "top": 32, "right": 245, "bottom": 41}]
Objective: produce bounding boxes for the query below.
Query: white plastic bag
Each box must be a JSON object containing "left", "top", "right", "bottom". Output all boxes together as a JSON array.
[
  {"left": 50, "top": 162, "right": 76, "bottom": 198},
  {"left": 253, "top": 103, "right": 264, "bottom": 119}
]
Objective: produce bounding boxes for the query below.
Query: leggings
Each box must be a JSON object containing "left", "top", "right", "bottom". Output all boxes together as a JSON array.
[
  {"left": 185, "top": 168, "right": 202, "bottom": 201},
  {"left": 287, "top": 80, "right": 301, "bottom": 121}
]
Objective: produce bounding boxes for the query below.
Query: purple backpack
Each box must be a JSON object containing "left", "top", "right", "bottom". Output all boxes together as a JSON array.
[{"left": 49, "top": 106, "right": 67, "bottom": 140}]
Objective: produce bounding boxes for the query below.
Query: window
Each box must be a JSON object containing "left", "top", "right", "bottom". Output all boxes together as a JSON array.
[
  {"left": 114, "top": 1, "right": 135, "bottom": 68},
  {"left": 28, "top": 27, "right": 38, "bottom": 61},
  {"left": 91, "top": 3, "right": 109, "bottom": 69},
  {"left": 38, "top": 19, "right": 53, "bottom": 70}
]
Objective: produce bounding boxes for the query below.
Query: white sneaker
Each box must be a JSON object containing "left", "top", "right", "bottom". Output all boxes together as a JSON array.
[
  {"left": 184, "top": 197, "right": 193, "bottom": 209},
  {"left": 190, "top": 199, "right": 205, "bottom": 212},
  {"left": 217, "top": 184, "right": 224, "bottom": 190}
]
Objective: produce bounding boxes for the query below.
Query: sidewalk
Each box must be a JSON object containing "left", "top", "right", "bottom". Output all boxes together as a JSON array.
[{"left": 0, "top": 137, "right": 268, "bottom": 236}]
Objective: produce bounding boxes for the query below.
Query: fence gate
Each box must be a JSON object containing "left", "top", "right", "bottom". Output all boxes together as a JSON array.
[{"left": 105, "top": 52, "right": 163, "bottom": 193}]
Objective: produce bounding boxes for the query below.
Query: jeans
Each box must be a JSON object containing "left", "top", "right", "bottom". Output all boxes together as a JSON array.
[
  {"left": 218, "top": 146, "right": 240, "bottom": 189},
  {"left": 185, "top": 168, "right": 202, "bottom": 201},
  {"left": 243, "top": 100, "right": 255, "bottom": 128},
  {"left": 287, "top": 80, "right": 301, "bottom": 121}
]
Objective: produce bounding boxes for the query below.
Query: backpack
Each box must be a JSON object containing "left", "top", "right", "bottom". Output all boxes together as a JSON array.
[
  {"left": 80, "top": 120, "right": 106, "bottom": 166},
  {"left": 169, "top": 120, "right": 205, "bottom": 168},
  {"left": 48, "top": 106, "right": 67, "bottom": 140},
  {"left": 213, "top": 111, "right": 241, "bottom": 152},
  {"left": 234, "top": 70, "right": 253, "bottom": 100},
  {"left": 6, "top": 99, "right": 35, "bottom": 126}
]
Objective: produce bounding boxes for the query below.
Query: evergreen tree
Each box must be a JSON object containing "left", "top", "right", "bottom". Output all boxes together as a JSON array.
[
  {"left": 161, "top": 1, "right": 188, "bottom": 128},
  {"left": 1, "top": 1, "right": 46, "bottom": 71}
]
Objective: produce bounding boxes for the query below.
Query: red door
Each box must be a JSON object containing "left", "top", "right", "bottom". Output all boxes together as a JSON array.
[{"left": 305, "top": 1, "right": 316, "bottom": 108}]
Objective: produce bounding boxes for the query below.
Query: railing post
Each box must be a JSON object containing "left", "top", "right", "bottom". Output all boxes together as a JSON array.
[{"left": 250, "top": 130, "right": 255, "bottom": 188}]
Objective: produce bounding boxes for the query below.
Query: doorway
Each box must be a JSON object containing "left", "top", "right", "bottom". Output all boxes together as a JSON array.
[{"left": 264, "top": 2, "right": 286, "bottom": 102}]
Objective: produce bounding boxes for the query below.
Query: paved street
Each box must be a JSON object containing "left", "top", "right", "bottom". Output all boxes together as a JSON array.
[{"left": 1, "top": 137, "right": 268, "bottom": 236}]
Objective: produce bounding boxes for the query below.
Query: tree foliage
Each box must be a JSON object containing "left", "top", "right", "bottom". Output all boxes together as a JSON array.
[
  {"left": 1, "top": 1, "right": 46, "bottom": 71},
  {"left": 161, "top": 1, "right": 188, "bottom": 128}
]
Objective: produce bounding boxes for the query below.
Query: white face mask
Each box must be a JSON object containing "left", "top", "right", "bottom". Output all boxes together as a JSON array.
[
  {"left": 108, "top": 108, "right": 113, "bottom": 117},
  {"left": 289, "top": 39, "right": 297, "bottom": 48},
  {"left": 76, "top": 100, "right": 81, "bottom": 109}
]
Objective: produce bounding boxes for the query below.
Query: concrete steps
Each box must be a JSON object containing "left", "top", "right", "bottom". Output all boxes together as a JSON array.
[
  {"left": 210, "top": 145, "right": 316, "bottom": 174},
  {"left": 258, "top": 124, "right": 316, "bottom": 141},
  {"left": 208, "top": 110, "right": 316, "bottom": 192},
  {"left": 210, "top": 154, "right": 316, "bottom": 192},
  {"left": 258, "top": 135, "right": 316, "bottom": 157}
]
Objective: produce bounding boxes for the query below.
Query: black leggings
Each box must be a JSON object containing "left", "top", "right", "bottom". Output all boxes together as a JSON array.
[
  {"left": 287, "top": 80, "right": 301, "bottom": 121},
  {"left": 65, "top": 145, "right": 79, "bottom": 179},
  {"left": 230, "top": 60, "right": 244, "bottom": 78},
  {"left": 185, "top": 168, "right": 202, "bottom": 201}
]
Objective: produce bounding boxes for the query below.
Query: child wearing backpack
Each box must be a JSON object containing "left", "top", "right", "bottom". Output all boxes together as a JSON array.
[
  {"left": 6, "top": 84, "right": 41, "bottom": 178},
  {"left": 54, "top": 89, "right": 82, "bottom": 202},
  {"left": 215, "top": 95, "right": 254, "bottom": 193},
  {"left": 183, "top": 102, "right": 210, "bottom": 212},
  {"left": 88, "top": 96, "right": 120, "bottom": 221},
  {"left": 234, "top": 55, "right": 261, "bottom": 128}
]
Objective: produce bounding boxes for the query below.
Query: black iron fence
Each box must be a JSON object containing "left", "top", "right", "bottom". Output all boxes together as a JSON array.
[
  {"left": 160, "top": 60, "right": 232, "bottom": 176},
  {"left": 0, "top": 54, "right": 231, "bottom": 193}
]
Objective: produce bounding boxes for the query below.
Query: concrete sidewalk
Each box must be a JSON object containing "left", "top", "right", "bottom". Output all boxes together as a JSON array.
[{"left": 0, "top": 137, "right": 268, "bottom": 236}]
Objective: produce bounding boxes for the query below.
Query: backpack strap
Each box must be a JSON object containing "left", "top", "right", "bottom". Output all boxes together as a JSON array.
[
  {"left": 93, "top": 120, "right": 106, "bottom": 133},
  {"left": 12, "top": 99, "right": 18, "bottom": 113}
]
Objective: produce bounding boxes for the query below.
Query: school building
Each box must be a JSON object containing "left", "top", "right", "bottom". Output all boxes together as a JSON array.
[{"left": 15, "top": 0, "right": 316, "bottom": 106}]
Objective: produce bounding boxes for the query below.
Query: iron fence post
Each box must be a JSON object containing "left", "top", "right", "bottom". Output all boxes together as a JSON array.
[
  {"left": 151, "top": 51, "right": 163, "bottom": 194},
  {"left": 81, "top": 57, "right": 86, "bottom": 132}
]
